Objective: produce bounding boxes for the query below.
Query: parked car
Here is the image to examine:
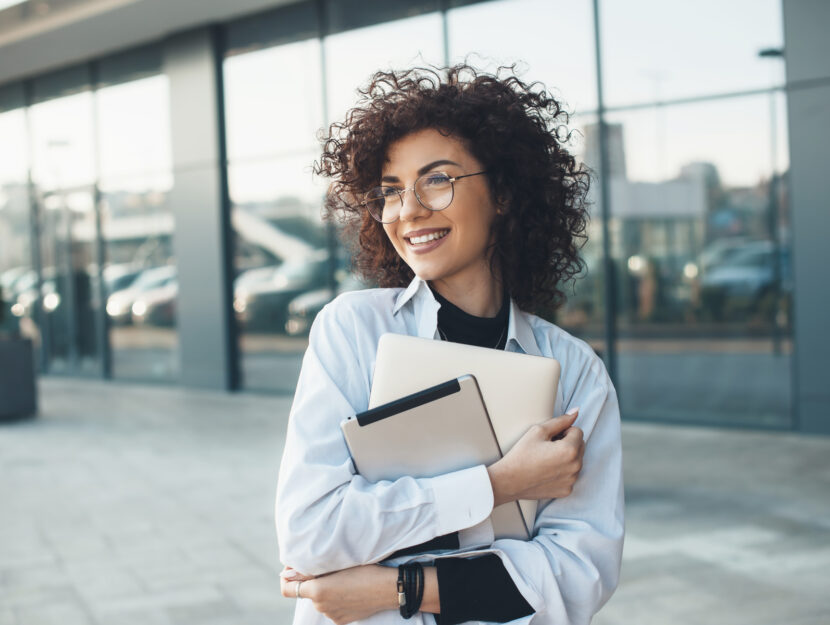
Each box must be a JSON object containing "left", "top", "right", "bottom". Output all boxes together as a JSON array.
[
  {"left": 131, "top": 281, "right": 178, "bottom": 327},
  {"left": 103, "top": 263, "right": 144, "bottom": 295},
  {"left": 700, "top": 240, "right": 791, "bottom": 320},
  {"left": 285, "top": 273, "right": 367, "bottom": 336},
  {"left": 234, "top": 252, "right": 330, "bottom": 333},
  {"left": 106, "top": 265, "right": 176, "bottom": 325}
]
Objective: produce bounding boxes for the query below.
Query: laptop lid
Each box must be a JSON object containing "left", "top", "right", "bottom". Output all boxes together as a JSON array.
[{"left": 370, "top": 333, "right": 561, "bottom": 534}]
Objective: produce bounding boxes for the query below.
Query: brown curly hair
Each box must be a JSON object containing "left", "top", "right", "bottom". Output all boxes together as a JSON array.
[{"left": 314, "top": 64, "right": 590, "bottom": 314}]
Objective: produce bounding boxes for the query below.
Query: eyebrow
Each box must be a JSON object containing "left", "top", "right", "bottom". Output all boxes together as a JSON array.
[{"left": 381, "top": 159, "right": 462, "bottom": 183}]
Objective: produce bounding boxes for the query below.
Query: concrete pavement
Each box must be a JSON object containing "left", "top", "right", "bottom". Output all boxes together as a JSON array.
[{"left": 1, "top": 377, "right": 828, "bottom": 625}]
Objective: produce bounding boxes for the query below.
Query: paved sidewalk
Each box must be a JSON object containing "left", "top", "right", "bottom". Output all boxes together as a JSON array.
[{"left": 1, "top": 377, "right": 828, "bottom": 625}]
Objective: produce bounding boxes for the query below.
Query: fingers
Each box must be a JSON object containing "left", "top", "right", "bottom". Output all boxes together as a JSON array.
[
  {"left": 280, "top": 567, "right": 315, "bottom": 582},
  {"left": 538, "top": 408, "right": 580, "bottom": 439},
  {"left": 561, "top": 425, "right": 584, "bottom": 444}
]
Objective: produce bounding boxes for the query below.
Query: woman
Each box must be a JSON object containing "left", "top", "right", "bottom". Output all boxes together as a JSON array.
[{"left": 276, "top": 65, "right": 623, "bottom": 625}]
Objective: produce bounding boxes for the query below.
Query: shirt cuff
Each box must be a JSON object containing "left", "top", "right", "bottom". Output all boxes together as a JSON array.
[
  {"left": 421, "top": 464, "right": 494, "bottom": 537},
  {"left": 458, "top": 517, "right": 494, "bottom": 549}
]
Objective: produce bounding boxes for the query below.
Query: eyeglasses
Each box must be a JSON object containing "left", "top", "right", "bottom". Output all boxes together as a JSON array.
[{"left": 360, "top": 170, "right": 487, "bottom": 224}]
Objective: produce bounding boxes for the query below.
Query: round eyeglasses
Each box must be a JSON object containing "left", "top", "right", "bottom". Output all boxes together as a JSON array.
[{"left": 360, "top": 171, "right": 488, "bottom": 224}]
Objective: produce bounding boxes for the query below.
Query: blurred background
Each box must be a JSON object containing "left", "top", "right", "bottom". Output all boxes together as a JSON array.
[
  {"left": 2, "top": 0, "right": 826, "bottom": 434},
  {"left": 1, "top": 1, "right": 829, "bottom": 624}
]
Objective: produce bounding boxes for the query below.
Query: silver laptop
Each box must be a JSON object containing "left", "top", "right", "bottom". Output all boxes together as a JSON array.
[
  {"left": 370, "top": 333, "right": 561, "bottom": 535},
  {"left": 342, "top": 375, "right": 529, "bottom": 541}
]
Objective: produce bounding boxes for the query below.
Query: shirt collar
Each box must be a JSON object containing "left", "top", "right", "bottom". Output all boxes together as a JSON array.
[{"left": 393, "top": 275, "right": 542, "bottom": 357}]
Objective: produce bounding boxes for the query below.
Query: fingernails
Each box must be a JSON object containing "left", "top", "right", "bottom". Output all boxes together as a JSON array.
[{"left": 566, "top": 406, "right": 580, "bottom": 416}]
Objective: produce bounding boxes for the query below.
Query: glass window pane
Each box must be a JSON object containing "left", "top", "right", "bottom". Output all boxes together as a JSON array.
[
  {"left": 97, "top": 68, "right": 178, "bottom": 382},
  {"left": 223, "top": 37, "right": 330, "bottom": 393},
  {"left": 554, "top": 113, "right": 607, "bottom": 356},
  {"left": 30, "top": 91, "right": 96, "bottom": 190},
  {"left": 324, "top": 12, "right": 445, "bottom": 124},
  {"left": 600, "top": 93, "right": 792, "bottom": 427},
  {"left": 601, "top": 0, "right": 785, "bottom": 107},
  {"left": 224, "top": 39, "right": 324, "bottom": 161},
  {"left": 29, "top": 77, "right": 104, "bottom": 375},
  {"left": 230, "top": 156, "right": 331, "bottom": 393},
  {"left": 448, "top": 0, "right": 597, "bottom": 113},
  {"left": 0, "top": 107, "right": 32, "bottom": 339},
  {"left": 97, "top": 75, "right": 172, "bottom": 179}
]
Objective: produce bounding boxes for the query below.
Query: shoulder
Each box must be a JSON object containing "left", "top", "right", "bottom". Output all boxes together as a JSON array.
[
  {"left": 521, "top": 310, "right": 611, "bottom": 390},
  {"left": 319, "top": 287, "right": 402, "bottom": 325},
  {"left": 310, "top": 286, "right": 404, "bottom": 345}
]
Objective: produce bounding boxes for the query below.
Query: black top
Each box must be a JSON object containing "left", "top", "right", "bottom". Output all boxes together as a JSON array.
[
  {"left": 430, "top": 284, "right": 534, "bottom": 624},
  {"left": 432, "top": 286, "right": 510, "bottom": 351}
]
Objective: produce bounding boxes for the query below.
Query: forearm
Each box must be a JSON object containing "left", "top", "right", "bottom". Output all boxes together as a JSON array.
[
  {"left": 278, "top": 465, "right": 494, "bottom": 575},
  {"left": 362, "top": 565, "right": 441, "bottom": 614}
]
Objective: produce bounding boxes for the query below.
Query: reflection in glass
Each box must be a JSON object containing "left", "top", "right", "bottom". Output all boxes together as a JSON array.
[
  {"left": 601, "top": 0, "right": 784, "bottom": 107},
  {"left": 35, "top": 188, "right": 101, "bottom": 374},
  {"left": 0, "top": 108, "right": 32, "bottom": 339},
  {"left": 29, "top": 85, "right": 103, "bottom": 375},
  {"left": 97, "top": 71, "right": 178, "bottom": 382},
  {"left": 448, "top": 0, "right": 597, "bottom": 113},
  {"left": 598, "top": 93, "right": 792, "bottom": 427},
  {"left": 30, "top": 92, "right": 96, "bottom": 191},
  {"left": 229, "top": 156, "right": 330, "bottom": 393},
  {"left": 224, "top": 40, "right": 324, "bottom": 162},
  {"left": 223, "top": 32, "right": 329, "bottom": 392},
  {"left": 97, "top": 75, "right": 172, "bottom": 180},
  {"left": 324, "top": 13, "right": 444, "bottom": 124}
]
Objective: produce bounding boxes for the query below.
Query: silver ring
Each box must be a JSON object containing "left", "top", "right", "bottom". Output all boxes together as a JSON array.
[{"left": 295, "top": 580, "right": 303, "bottom": 599}]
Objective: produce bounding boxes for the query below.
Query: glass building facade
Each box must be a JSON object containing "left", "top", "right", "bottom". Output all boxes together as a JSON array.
[{"left": 0, "top": 0, "right": 821, "bottom": 432}]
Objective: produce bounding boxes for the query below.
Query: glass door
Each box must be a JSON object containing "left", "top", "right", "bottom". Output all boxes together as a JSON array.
[{"left": 35, "top": 185, "right": 103, "bottom": 375}]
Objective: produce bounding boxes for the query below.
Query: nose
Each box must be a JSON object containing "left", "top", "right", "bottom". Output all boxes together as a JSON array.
[{"left": 397, "top": 187, "right": 430, "bottom": 222}]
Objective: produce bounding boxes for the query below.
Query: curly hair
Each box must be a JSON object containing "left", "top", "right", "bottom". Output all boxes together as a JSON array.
[{"left": 314, "top": 63, "right": 590, "bottom": 314}]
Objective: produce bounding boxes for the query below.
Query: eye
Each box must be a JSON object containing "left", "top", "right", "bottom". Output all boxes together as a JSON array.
[
  {"left": 421, "top": 173, "right": 451, "bottom": 187},
  {"left": 380, "top": 186, "right": 400, "bottom": 197}
]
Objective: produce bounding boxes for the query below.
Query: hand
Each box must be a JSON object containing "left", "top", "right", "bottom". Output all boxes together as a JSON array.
[
  {"left": 487, "top": 408, "right": 585, "bottom": 506},
  {"left": 280, "top": 564, "right": 398, "bottom": 625}
]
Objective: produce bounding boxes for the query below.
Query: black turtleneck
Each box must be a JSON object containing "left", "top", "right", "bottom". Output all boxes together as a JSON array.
[
  {"left": 428, "top": 284, "right": 534, "bottom": 624},
  {"left": 432, "top": 285, "right": 510, "bottom": 351}
]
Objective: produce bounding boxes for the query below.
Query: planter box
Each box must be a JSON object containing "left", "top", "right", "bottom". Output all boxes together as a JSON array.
[{"left": 0, "top": 336, "right": 37, "bottom": 421}]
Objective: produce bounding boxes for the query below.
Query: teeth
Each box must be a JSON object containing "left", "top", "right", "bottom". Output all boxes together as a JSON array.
[{"left": 408, "top": 230, "right": 449, "bottom": 245}]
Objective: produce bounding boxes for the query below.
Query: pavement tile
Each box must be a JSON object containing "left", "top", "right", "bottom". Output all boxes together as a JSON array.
[
  {"left": 89, "top": 584, "right": 226, "bottom": 617},
  {"left": 3, "top": 377, "right": 830, "bottom": 625},
  {"left": 166, "top": 598, "right": 240, "bottom": 625},
  {"left": 92, "top": 608, "right": 174, "bottom": 625},
  {"left": 0, "top": 585, "right": 80, "bottom": 610},
  {"left": 13, "top": 599, "right": 94, "bottom": 625}
]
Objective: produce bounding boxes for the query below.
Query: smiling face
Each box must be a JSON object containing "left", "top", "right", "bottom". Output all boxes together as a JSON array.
[{"left": 380, "top": 128, "right": 500, "bottom": 295}]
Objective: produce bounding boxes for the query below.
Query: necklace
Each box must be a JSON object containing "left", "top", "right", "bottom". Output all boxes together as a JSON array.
[{"left": 438, "top": 324, "right": 507, "bottom": 350}]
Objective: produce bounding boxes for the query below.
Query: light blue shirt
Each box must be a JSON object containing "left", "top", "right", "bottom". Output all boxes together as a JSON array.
[{"left": 276, "top": 276, "right": 624, "bottom": 625}]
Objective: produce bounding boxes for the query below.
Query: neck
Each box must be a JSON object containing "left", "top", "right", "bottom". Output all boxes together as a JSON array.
[{"left": 430, "top": 273, "right": 503, "bottom": 318}]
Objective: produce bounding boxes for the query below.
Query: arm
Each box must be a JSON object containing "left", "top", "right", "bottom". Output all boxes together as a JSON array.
[
  {"left": 281, "top": 564, "right": 441, "bottom": 625},
  {"left": 485, "top": 373, "right": 624, "bottom": 625},
  {"left": 280, "top": 409, "right": 586, "bottom": 623},
  {"left": 275, "top": 302, "right": 495, "bottom": 576}
]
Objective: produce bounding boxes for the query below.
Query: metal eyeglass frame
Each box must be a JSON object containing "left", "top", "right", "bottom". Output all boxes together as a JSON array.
[{"left": 361, "top": 170, "right": 488, "bottom": 224}]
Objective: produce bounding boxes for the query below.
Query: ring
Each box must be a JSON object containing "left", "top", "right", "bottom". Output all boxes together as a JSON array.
[{"left": 295, "top": 580, "right": 303, "bottom": 599}]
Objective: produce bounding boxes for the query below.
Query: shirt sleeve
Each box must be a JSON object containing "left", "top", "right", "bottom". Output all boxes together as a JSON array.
[
  {"left": 275, "top": 301, "right": 495, "bottom": 576},
  {"left": 473, "top": 361, "right": 625, "bottom": 625},
  {"left": 435, "top": 554, "right": 533, "bottom": 624}
]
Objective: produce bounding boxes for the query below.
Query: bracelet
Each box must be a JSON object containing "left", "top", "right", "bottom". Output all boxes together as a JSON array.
[{"left": 397, "top": 562, "right": 424, "bottom": 619}]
